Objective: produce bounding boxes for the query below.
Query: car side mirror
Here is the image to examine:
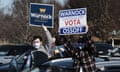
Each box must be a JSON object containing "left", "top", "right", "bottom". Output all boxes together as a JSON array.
[{"left": 9, "top": 57, "right": 18, "bottom": 72}]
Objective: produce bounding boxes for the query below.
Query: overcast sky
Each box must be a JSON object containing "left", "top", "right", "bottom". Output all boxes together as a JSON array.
[
  {"left": 0, "top": 0, "right": 13, "bottom": 8},
  {"left": 0, "top": 0, "right": 68, "bottom": 8},
  {"left": 0, "top": 0, "right": 68, "bottom": 14},
  {"left": 42, "top": 0, "right": 68, "bottom": 7},
  {"left": 0, "top": 0, "right": 13, "bottom": 14}
]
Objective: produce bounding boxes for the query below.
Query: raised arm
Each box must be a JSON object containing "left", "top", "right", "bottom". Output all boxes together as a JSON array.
[{"left": 42, "top": 25, "right": 52, "bottom": 50}]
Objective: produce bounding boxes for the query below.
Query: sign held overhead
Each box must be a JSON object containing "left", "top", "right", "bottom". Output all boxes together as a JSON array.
[
  {"left": 59, "top": 8, "right": 87, "bottom": 35},
  {"left": 29, "top": 3, "right": 54, "bottom": 28}
]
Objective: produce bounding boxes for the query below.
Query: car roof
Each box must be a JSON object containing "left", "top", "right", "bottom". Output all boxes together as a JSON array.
[
  {"left": 0, "top": 44, "right": 32, "bottom": 50},
  {"left": 95, "top": 43, "right": 113, "bottom": 48},
  {"left": 0, "top": 44, "right": 32, "bottom": 56},
  {"left": 95, "top": 43, "right": 113, "bottom": 54},
  {"left": 96, "top": 61, "right": 120, "bottom": 68}
]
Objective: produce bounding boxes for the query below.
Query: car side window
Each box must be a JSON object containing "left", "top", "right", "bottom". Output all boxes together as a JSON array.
[{"left": 16, "top": 52, "right": 27, "bottom": 64}]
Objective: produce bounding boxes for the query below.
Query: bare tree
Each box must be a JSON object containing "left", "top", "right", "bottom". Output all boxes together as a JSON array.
[
  {"left": 11, "top": 0, "right": 58, "bottom": 44},
  {"left": 0, "top": 0, "right": 119, "bottom": 44},
  {"left": 68, "top": 0, "right": 120, "bottom": 41},
  {"left": 11, "top": 0, "right": 43, "bottom": 44}
]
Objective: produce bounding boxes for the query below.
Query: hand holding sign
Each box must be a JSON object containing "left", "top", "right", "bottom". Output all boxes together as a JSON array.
[
  {"left": 42, "top": 25, "right": 48, "bottom": 31},
  {"left": 30, "top": 3, "right": 54, "bottom": 28},
  {"left": 85, "top": 24, "right": 88, "bottom": 33}
]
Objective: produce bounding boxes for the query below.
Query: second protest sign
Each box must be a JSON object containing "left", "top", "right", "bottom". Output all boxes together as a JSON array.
[{"left": 59, "top": 8, "right": 87, "bottom": 35}]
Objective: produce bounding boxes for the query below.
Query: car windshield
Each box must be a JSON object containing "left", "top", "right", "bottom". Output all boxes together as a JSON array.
[
  {"left": 0, "top": 45, "right": 31, "bottom": 56},
  {"left": 16, "top": 51, "right": 29, "bottom": 64},
  {"left": 110, "top": 48, "right": 120, "bottom": 57},
  {"left": 95, "top": 43, "right": 113, "bottom": 55},
  {"left": 0, "top": 51, "right": 8, "bottom": 56}
]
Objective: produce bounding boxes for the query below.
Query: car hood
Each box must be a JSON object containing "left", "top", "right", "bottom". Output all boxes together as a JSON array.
[
  {"left": 0, "top": 56, "right": 14, "bottom": 64},
  {"left": 43, "top": 57, "right": 106, "bottom": 68},
  {"left": 43, "top": 57, "right": 120, "bottom": 70},
  {"left": 96, "top": 61, "right": 120, "bottom": 67}
]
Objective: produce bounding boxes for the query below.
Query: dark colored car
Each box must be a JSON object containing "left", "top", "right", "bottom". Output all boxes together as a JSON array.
[
  {"left": 0, "top": 44, "right": 32, "bottom": 72},
  {"left": 0, "top": 49, "right": 107, "bottom": 72},
  {"left": 51, "top": 45, "right": 68, "bottom": 59},
  {"left": 0, "top": 50, "right": 119, "bottom": 72},
  {"left": 1, "top": 45, "right": 120, "bottom": 72},
  {"left": 51, "top": 43, "right": 114, "bottom": 59},
  {"left": 0, "top": 44, "right": 32, "bottom": 56},
  {"left": 27, "top": 57, "right": 120, "bottom": 72},
  {"left": 107, "top": 47, "right": 120, "bottom": 61},
  {"left": 109, "top": 47, "right": 120, "bottom": 57},
  {"left": 95, "top": 43, "right": 114, "bottom": 56}
]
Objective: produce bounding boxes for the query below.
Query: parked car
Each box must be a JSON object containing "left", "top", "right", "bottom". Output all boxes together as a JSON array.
[
  {"left": 1, "top": 45, "right": 119, "bottom": 72},
  {"left": 0, "top": 44, "right": 32, "bottom": 72},
  {"left": 28, "top": 57, "right": 120, "bottom": 72},
  {"left": 109, "top": 47, "right": 120, "bottom": 57},
  {"left": 1, "top": 50, "right": 110, "bottom": 72},
  {"left": 95, "top": 43, "right": 114, "bottom": 56},
  {"left": 50, "top": 43, "right": 114, "bottom": 59},
  {"left": 106, "top": 47, "right": 120, "bottom": 61},
  {"left": 50, "top": 45, "right": 68, "bottom": 59},
  {"left": 0, "top": 44, "right": 32, "bottom": 56}
]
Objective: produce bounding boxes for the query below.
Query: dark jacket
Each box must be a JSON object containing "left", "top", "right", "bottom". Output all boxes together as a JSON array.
[
  {"left": 31, "top": 49, "right": 48, "bottom": 67},
  {"left": 65, "top": 37, "right": 97, "bottom": 72}
]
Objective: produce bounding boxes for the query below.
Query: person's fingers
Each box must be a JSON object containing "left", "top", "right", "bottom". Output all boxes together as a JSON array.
[{"left": 86, "top": 25, "right": 89, "bottom": 33}]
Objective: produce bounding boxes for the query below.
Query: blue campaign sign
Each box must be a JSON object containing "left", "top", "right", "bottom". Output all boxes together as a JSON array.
[
  {"left": 29, "top": 3, "right": 54, "bottom": 28},
  {"left": 59, "top": 8, "right": 87, "bottom": 35}
]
